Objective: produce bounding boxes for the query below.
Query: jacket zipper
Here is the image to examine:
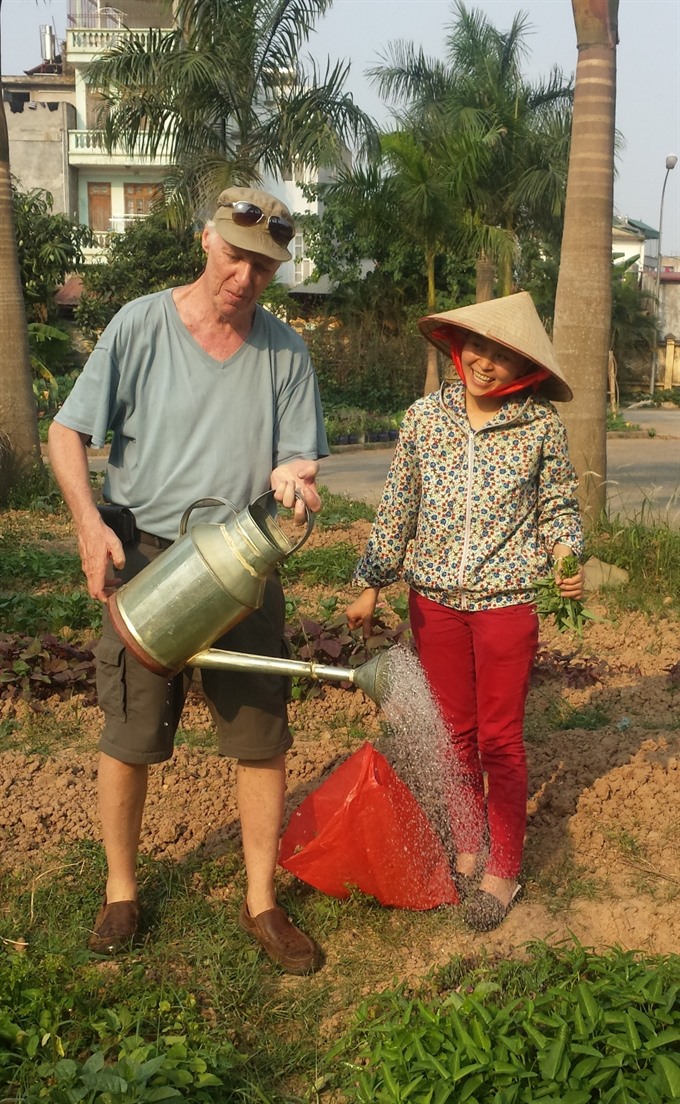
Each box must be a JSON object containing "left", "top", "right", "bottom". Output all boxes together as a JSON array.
[{"left": 457, "top": 429, "right": 476, "bottom": 609}]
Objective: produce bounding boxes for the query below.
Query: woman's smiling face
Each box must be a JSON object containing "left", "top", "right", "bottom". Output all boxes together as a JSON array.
[{"left": 460, "top": 333, "right": 529, "bottom": 397}]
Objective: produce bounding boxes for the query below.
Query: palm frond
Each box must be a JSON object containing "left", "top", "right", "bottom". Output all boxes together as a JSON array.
[{"left": 366, "top": 42, "right": 451, "bottom": 106}]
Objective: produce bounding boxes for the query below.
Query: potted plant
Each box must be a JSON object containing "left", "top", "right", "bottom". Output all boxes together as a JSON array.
[
  {"left": 364, "top": 412, "right": 381, "bottom": 442},
  {"left": 335, "top": 406, "right": 366, "bottom": 445},
  {"left": 388, "top": 411, "right": 404, "bottom": 441}
]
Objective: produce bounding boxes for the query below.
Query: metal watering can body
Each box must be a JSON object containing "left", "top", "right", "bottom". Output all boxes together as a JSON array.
[{"left": 108, "top": 492, "right": 314, "bottom": 677}]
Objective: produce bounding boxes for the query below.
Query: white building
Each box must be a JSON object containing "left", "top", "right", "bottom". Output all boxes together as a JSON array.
[{"left": 2, "top": 0, "right": 329, "bottom": 288}]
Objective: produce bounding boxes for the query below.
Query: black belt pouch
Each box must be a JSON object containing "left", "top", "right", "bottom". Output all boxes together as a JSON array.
[{"left": 97, "top": 503, "right": 137, "bottom": 544}]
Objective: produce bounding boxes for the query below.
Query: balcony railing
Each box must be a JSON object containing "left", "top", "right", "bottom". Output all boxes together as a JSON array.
[
  {"left": 66, "top": 26, "right": 157, "bottom": 57},
  {"left": 68, "top": 129, "right": 173, "bottom": 165},
  {"left": 84, "top": 214, "right": 150, "bottom": 258},
  {"left": 68, "top": 1, "right": 125, "bottom": 29}
]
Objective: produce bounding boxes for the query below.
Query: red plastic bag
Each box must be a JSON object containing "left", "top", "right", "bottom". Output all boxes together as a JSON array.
[{"left": 279, "top": 742, "right": 459, "bottom": 910}]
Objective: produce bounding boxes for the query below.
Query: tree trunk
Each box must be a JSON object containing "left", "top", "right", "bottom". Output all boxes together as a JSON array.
[
  {"left": 0, "top": 1, "right": 43, "bottom": 500},
  {"left": 423, "top": 245, "right": 440, "bottom": 394},
  {"left": 475, "top": 254, "right": 495, "bottom": 303},
  {"left": 552, "top": 0, "right": 618, "bottom": 527}
]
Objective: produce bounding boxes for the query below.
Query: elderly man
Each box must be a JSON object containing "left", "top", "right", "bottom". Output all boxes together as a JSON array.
[{"left": 48, "top": 186, "right": 328, "bottom": 974}]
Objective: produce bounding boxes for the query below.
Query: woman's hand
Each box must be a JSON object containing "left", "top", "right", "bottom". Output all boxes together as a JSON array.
[
  {"left": 345, "top": 587, "right": 381, "bottom": 638},
  {"left": 553, "top": 545, "right": 585, "bottom": 601}
]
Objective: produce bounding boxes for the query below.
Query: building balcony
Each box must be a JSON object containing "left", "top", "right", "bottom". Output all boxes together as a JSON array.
[
  {"left": 68, "top": 128, "right": 173, "bottom": 167},
  {"left": 66, "top": 27, "right": 159, "bottom": 64},
  {"left": 82, "top": 213, "right": 150, "bottom": 260}
]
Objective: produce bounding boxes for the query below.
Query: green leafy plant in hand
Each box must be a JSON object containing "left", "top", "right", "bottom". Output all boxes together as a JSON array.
[{"left": 534, "top": 554, "right": 596, "bottom": 637}]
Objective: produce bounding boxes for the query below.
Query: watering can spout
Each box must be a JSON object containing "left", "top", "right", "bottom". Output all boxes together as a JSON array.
[
  {"left": 188, "top": 645, "right": 396, "bottom": 708},
  {"left": 350, "top": 650, "right": 393, "bottom": 708}
]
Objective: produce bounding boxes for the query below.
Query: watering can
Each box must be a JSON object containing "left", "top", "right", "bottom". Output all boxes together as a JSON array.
[{"left": 107, "top": 491, "right": 394, "bottom": 707}]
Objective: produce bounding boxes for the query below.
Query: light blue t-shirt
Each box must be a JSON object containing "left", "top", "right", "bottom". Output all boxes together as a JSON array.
[{"left": 55, "top": 289, "right": 329, "bottom": 539}]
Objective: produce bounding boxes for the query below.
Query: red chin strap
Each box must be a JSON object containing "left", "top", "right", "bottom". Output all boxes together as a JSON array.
[{"left": 433, "top": 327, "right": 550, "bottom": 398}]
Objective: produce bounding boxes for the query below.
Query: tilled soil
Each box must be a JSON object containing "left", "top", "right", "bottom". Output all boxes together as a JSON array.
[{"left": 1, "top": 518, "right": 679, "bottom": 971}]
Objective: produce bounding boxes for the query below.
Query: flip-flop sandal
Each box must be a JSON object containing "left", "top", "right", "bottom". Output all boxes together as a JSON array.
[
  {"left": 452, "top": 871, "right": 477, "bottom": 902},
  {"left": 463, "top": 884, "right": 522, "bottom": 932}
]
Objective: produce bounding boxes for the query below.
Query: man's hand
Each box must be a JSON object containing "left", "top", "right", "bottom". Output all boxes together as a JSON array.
[
  {"left": 271, "top": 460, "right": 321, "bottom": 523},
  {"left": 47, "top": 423, "right": 126, "bottom": 601},
  {"left": 77, "top": 517, "right": 126, "bottom": 602}
]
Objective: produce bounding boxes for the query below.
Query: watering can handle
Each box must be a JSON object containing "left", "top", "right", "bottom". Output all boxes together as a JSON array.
[
  {"left": 250, "top": 488, "right": 315, "bottom": 553},
  {"left": 179, "top": 497, "right": 236, "bottom": 536},
  {"left": 178, "top": 491, "right": 315, "bottom": 551}
]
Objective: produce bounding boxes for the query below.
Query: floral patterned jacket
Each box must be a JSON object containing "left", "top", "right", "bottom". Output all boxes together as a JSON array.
[{"left": 354, "top": 379, "right": 584, "bottom": 611}]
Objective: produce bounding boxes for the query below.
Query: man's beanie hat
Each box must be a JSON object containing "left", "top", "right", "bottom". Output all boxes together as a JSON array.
[{"left": 418, "top": 292, "right": 573, "bottom": 402}]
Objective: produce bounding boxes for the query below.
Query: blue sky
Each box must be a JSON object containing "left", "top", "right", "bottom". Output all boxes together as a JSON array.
[{"left": 3, "top": 0, "right": 679, "bottom": 252}]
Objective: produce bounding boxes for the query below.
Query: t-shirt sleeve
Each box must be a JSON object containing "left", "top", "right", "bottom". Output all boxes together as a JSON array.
[
  {"left": 273, "top": 347, "right": 329, "bottom": 464},
  {"left": 53, "top": 323, "right": 122, "bottom": 448}
]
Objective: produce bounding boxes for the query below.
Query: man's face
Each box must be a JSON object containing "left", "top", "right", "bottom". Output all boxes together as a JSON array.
[{"left": 202, "top": 227, "right": 281, "bottom": 325}]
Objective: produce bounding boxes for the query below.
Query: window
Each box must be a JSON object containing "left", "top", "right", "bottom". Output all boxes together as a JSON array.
[{"left": 123, "top": 182, "right": 163, "bottom": 218}]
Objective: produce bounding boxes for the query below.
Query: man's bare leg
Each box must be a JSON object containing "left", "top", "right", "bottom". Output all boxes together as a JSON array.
[
  {"left": 237, "top": 753, "right": 285, "bottom": 915},
  {"left": 236, "top": 752, "right": 322, "bottom": 972},
  {"left": 98, "top": 752, "right": 148, "bottom": 903}
]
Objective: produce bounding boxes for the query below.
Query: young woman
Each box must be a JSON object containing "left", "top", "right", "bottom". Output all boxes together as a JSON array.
[{"left": 346, "top": 293, "right": 585, "bottom": 932}]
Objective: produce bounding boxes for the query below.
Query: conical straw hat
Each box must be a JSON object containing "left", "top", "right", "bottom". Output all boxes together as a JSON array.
[{"left": 418, "top": 292, "right": 572, "bottom": 402}]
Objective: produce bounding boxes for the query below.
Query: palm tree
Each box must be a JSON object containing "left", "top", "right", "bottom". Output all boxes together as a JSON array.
[
  {"left": 0, "top": 0, "right": 43, "bottom": 501},
  {"left": 552, "top": 0, "right": 619, "bottom": 526},
  {"left": 368, "top": 0, "right": 573, "bottom": 300},
  {"left": 86, "top": 0, "right": 377, "bottom": 217},
  {"left": 313, "top": 122, "right": 474, "bottom": 393}
]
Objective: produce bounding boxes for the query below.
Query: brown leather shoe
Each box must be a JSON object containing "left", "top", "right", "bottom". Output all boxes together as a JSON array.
[
  {"left": 239, "top": 900, "right": 323, "bottom": 974},
  {"left": 88, "top": 899, "right": 140, "bottom": 954}
]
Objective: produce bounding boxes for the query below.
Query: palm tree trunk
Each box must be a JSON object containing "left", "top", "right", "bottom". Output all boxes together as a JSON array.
[
  {"left": 552, "top": 0, "right": 619, "bottom": 527},
  {"left": 0, "top": 0, "right": 43, "bottom": 499},
  {"left": 475, "top": 254, "right": 495, "bottom": 303},
  {"left": 423, "top": 246, "right": 440, "bottom": 394}
]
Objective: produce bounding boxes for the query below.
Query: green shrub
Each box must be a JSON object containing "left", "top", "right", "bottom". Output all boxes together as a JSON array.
[
  {"left": 0, "top": 949, "right": 242, "bottom": 1102},
  {"left": 327, "top": 942, "right": 680, "bottom": 1102},
  {"left": 75, "top": 215, "right": 205, "bottom": 341},
  {"left": 307, "top": 320, "right": 424, "bottom": 413}
]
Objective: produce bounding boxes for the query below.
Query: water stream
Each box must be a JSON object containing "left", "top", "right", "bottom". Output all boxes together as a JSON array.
[{"left": 378, "top": 645, "right": 466, "bottom": 864}]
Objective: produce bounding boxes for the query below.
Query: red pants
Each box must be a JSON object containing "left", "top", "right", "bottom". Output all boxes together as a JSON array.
[{"left": 409, "top": 591, "right": 539, "bottom": 878}]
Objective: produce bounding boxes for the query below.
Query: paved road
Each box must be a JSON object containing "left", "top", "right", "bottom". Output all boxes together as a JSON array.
[
  {"left": 318, "top": 409, "right": 680, "bottom": 526},
  {"left": 84, "top": 409, "right": 679, "bottom": 524}
]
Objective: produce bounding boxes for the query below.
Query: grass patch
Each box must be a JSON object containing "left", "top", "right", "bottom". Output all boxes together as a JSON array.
[
  {"left": 0, "top": 709, "right": 88, "bottom": 756},
  {"left": 587, "top": 514, "right": 680, "bottom": 615},
  {"left": 279, "top": 541, "right": 358, "bottom": 586},
  {"left": 2, "top": 486, "right": 680, "bottom": 1102},
  {"left": 606, "top": 410, "right": 642, "bottom": 432},
  {"left": 0, "top": 520, "right": 100, "bottom": 640},
  {"left": 603, "top": 825, "right": 646, "bottom": 861},
  {"left": 0, "top": 847, "right": 331, "bottom": 1103},
  {"left": 527, "top": 860, "right": 604, "bottom": 910},
  {"left": 0, "top": 544, "right": 83, "bottom": 585},
  {"left": 552, "top": 702, "right": 610, "bottom": 731},
  {"left": 316, "top": 485, "right": 375, "bottom": 528},
  {"left": 173, "top": 725, "right": 216, "bottom": 752},
  {"left": 0, "top": 589, "right": 101, "bottom": 636}
]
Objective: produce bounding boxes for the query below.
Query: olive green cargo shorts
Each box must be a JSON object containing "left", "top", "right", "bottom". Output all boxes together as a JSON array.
[{"left": 96, "top": 540, "right": 292, "bottom": 765}]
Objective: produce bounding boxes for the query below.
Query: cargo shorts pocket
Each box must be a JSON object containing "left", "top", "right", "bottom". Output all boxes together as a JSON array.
[{"left": 95, "top": 634, "right": 127, "bottom": 721}]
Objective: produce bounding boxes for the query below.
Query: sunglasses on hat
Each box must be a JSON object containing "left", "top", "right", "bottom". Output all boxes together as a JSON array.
[{"left": 219, "top": 200, "right": 295, "bottom": 248}]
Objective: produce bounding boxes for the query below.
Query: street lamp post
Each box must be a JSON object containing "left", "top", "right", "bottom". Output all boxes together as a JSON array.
[{"left": 650, "top": 153, "right": 678, "bottom": 395}]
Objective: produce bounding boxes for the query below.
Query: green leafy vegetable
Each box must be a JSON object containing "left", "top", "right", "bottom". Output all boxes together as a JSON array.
[{"left": 534, "top": 554, "right": 596, "bottom": 637}]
